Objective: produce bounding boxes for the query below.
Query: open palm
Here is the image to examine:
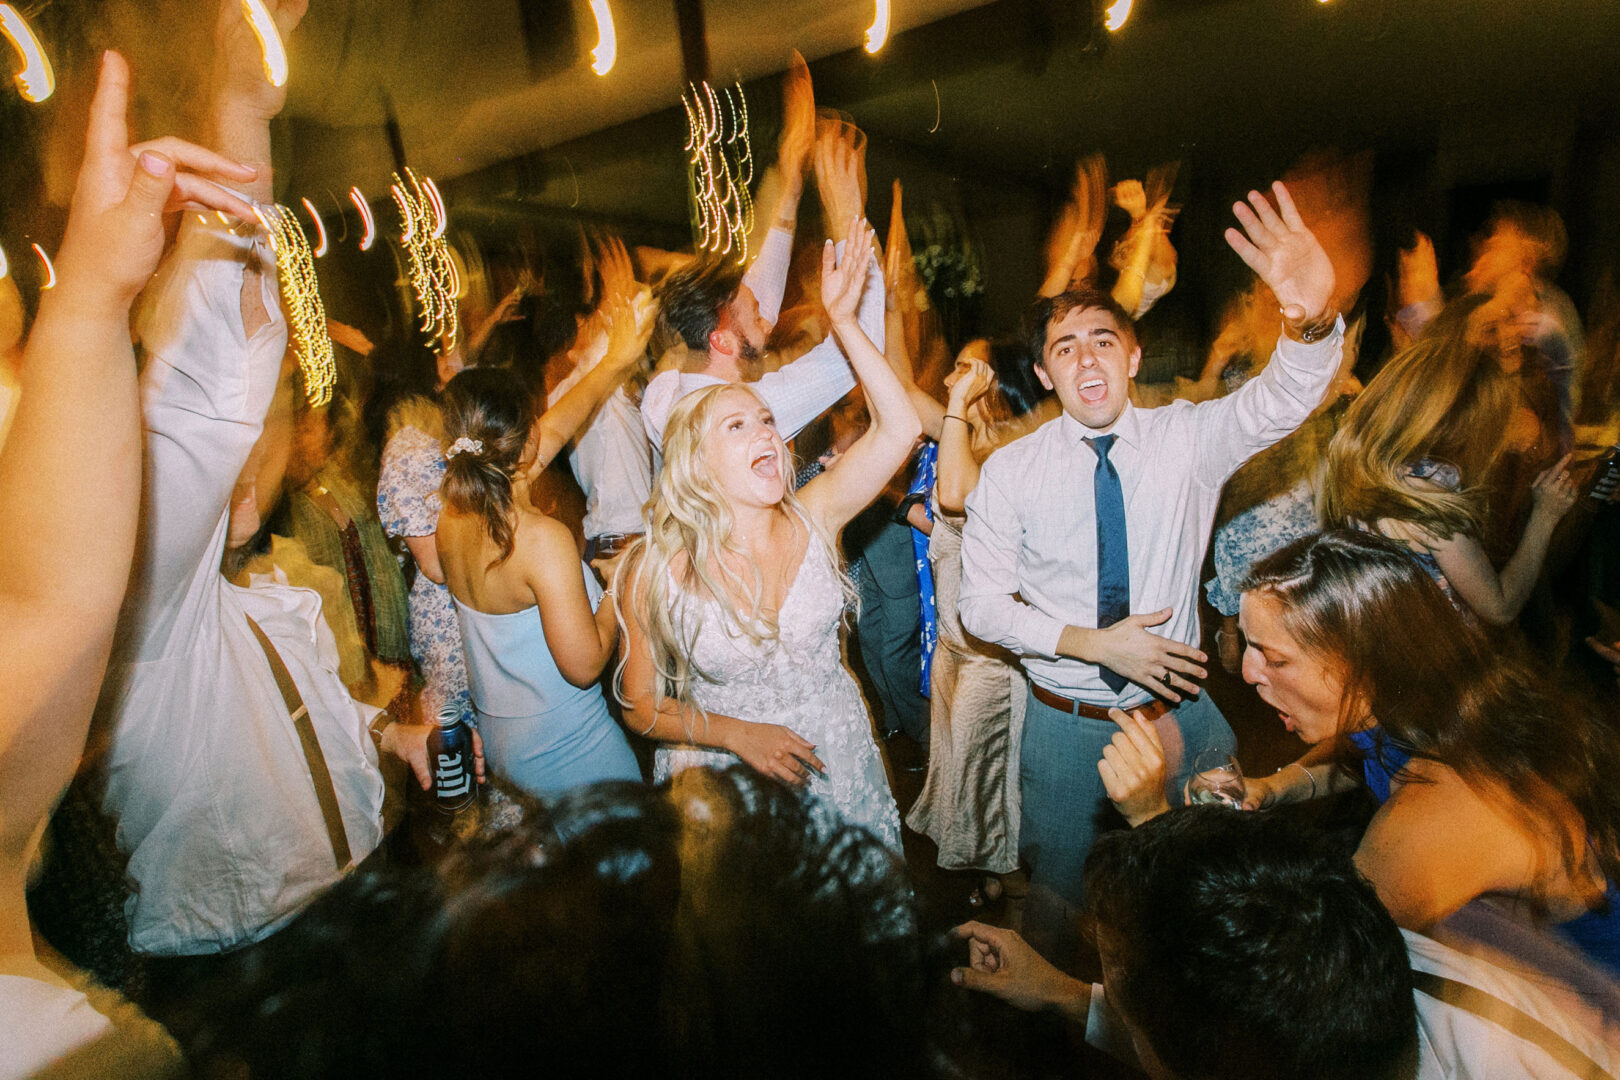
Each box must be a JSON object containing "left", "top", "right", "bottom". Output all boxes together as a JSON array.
[{"left": 1224, "top": 182, "right": 1335, "bottom": 323}]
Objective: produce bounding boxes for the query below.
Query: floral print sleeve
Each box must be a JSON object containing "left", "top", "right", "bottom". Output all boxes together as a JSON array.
[{"left": 378, "top": 426, "right": 445, "bottom": 539}]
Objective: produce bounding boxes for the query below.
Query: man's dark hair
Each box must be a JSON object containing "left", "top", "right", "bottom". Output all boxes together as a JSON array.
[
  {"left": 654, "top": 258, "right": 747, "bottom": 352},
  {"left": 181, "top": 768, "right": 939, "bottom": 1079},
  {"left": 1024, "top": 286, "right": 1137, "bottom": 368},
  {"left": 1083, "top": 807, "right": 1419, "bottom": 1080}
]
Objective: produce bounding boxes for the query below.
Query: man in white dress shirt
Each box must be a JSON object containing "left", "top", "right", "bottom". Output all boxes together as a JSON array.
[
  {"left": 959, "top": 181, "right": 1342, "bottom": 962},
  {"left": 641, "top": 130, "right": 885, "bottom": 450},
  {"left": 92, "top": 0, "right": 447, "bottom": 1010}
]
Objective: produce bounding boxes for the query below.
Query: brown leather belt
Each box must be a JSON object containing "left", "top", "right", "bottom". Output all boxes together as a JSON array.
[{"left": 1029, "top": 682, "right": 1172, "bottom": 723}]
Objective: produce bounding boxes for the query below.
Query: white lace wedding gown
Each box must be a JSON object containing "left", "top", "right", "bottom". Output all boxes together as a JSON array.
[{"left": 653, "top": 532, "right": 903, "bottom": 852}]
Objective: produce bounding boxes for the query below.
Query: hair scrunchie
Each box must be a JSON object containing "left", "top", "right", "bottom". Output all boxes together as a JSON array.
[{"left": 446, "top": 436, "right": 484, "bottom": 459}]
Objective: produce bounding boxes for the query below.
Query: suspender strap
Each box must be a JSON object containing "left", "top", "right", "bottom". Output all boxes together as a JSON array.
[
  {"left": 1412, "top": 969, "right": 1613, "bottom": 1080},
  {"left": 246, "top": 616, "right": 354, "bottom": 871}
]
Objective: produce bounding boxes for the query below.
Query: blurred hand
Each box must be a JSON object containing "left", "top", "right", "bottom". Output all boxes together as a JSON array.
[
  {"left": 820, "top": 217, "right": 876, "bottom": 326},
  {"left": 814, "top": 129, "right": 864, "bottom": 244},
  {"left": 1239, "top": 770, "right": 1284, "bottom": 811},
  {"left": 1587, "top": 637, "right": 1620, "bottom": 692},
  {"left": 950, "top": 922, "right": 1086, "bottom": 1014},
  {"left": 1395, "top": 232, "right": 1441, "bottom": 310},
  {"left": 602, "top": 295, "right": 658, "bottom": 371},
  {"left": 885, "top": 180, "right": 918, "bottom": 312},
  {"left": 1098, "top": 708, "right": 1171, "bottom": 827},
  {"left": 1530, "top": 453, "right": 1578, "bottom": 522},
  {"left": 57, "top": 52, "right": 257, "bottom": 311},
  {"left": 778, "top": 51, "right": 816, "bottom": 182},
  {"left": 1113, "top": 179, "right": 1148, "bottom": 221},
  {"left": 212, "top": 0, "right": 307, "bottom": 119},
  {"left": 1224, "top": 182, "right": 1336, "bottom": 325},
  {"left": 596, "top": 234, "right": 637, "bottom": 307}
]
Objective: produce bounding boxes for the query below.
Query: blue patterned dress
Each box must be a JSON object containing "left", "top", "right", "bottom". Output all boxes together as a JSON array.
[
  {"left": 377, "top": 423, "right": 470, "bottom": 723},
  {"left": 908, "top": 441, "right": 939, "bottom": 695}
]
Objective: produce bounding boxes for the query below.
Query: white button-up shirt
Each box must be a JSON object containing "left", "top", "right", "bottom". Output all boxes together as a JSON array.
[
  {"left": 640, "top": 228, "right": 884, "bottom": 449},
  {"left": 958, "top": 322, "right": 1342, "bottom": 708},
  {"left": 1084, "top": 930, "right": 1619, "bottom": 1078},
  {"left": 97, "top": 220, "right": 384, "bottom": 956}
]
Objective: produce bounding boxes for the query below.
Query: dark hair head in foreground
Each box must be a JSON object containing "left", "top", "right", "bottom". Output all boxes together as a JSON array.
[
  {"left": 1083, "top": 806, "right": 1419, "bottom": 1080},
  {"left": 182, "top": 767, "right": 933, "bottom": 1079}
]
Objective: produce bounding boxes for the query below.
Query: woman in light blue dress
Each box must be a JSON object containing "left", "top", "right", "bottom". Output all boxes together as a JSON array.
[{"left": 435, "top": 350, "right": 652, "bottom": 797}]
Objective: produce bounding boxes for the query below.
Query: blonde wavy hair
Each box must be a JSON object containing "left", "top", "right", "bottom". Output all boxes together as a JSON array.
[
  {"left": 614, "top": 383, "right": 856, "bottom": 723},
  {"left": 1318, "top": 298, "right": 1512, "bottom": 541}
]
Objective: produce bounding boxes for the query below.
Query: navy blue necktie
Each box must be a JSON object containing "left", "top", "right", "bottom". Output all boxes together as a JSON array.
[{"left": 1086, "top": 435, "right": 1130, "bottom": 693}]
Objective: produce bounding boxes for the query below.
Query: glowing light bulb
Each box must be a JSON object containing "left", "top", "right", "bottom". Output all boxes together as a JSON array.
[
  {"left": 1104, "top": 0, "right": 1132, "bottom": 31},
  {"left": 240, "top": 0, "right": 288, "bottom": 88},
  {"left": 588, "top": 0, "right": 616, "bottom": 75},
  {"left": 350, "top": 187, "right": 376, "bottom": 251},
  {"left": 300, "top": 197, "right": 328, "bottom": 256},
  {"left": 31, "top": 243, "right": 53, "bottom": 288},
  {"left": 0, "top": 4, "right": 54, "bottom": 102},
  {"left": 0, "top": 241, "right": 7, "bottom": 279},
  {"left": 865, "top": 0, "right": 890, "bottom": 54}
]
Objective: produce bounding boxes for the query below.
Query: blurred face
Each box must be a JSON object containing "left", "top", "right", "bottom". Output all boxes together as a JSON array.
[
  {"left": 1237, "top": 591, "right": 1352, "bottom": 745},
  {"left": 719, "top": 284, "right": 771, "bottom": 366},
  {"left": 703, "top": 386, "right": 788, "bottom": 509},
  {"left": 1036, "top": 305, "right": 1140, "bottom": 431},
  {"left": 1466, "top": 224, "right": 1534, "bottom": 294}
]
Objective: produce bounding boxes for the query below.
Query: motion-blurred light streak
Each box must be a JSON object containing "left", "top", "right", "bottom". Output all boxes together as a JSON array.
[
  {"left": 0, "top": 4, "right": 54, "bottom": 102},
  {"left": 681, "top": 81, "right": 754, "bottom": 264},
  {"left": 254, "top": 204, "right": 335, "bottom": 406},
  {"left": 865, "top": 0, "right": 890, "bottom": 54},
  {"left": 350, "top": 187, "right": 377, "bottom": 251},
  {"left": 241, "top": 0, "right": 288, "bottom": 88},
  {"left": 588, "top": 0, "right": 616, "bottom": 75},
  {"left": 30, "top": 243, "right": 52, "bottom": 288},
  {"left": 1104, "top": 0, "right": 1133, "bottom": 31},
  {"left": 391, "top": 168, "right": 459, "bottom": 352},
  {"left": 300, "top": 197, "right": 328, "bottom": 256}
]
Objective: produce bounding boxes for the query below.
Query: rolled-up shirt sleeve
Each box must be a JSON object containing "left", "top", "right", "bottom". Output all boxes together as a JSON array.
[
  {"left": 125, "top": 219, "right": 285, "bottom": 660},
  {"left": 1192, "top": 319, "right": 1343, "bottom": 489},
  {"left": 741, "top": 225, "right": 793, "bottom": 328},
  {"left": 959, "top": 458, "right": 1066, "bottom": 660}
]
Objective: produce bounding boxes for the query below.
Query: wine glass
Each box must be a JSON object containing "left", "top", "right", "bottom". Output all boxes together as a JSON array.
[{"left": 1186, "top": 749, "right": 1244, "bottom": 808}]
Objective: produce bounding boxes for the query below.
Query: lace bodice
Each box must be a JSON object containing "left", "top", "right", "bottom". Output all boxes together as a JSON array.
[{"left": 656, "top": 529, "right": 901, "bottom": 851}]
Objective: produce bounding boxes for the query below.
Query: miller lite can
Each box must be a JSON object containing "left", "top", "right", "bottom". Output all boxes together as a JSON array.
[{"left": 429, "top": 702, "right": 479, "bottom": 814}]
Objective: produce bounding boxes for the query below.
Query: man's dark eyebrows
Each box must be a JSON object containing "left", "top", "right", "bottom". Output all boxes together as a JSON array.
[
  {"left": 1047, "top": 331, "right": 1079, "bottom": 351},
  {"left": 1088, "top": 326, "right": 1122, "bottom": 341}
]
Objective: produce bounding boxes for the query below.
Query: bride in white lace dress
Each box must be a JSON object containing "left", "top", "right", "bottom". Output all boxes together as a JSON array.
[{"left": 616, "top": 218, "right": 917, "bottom": 852}]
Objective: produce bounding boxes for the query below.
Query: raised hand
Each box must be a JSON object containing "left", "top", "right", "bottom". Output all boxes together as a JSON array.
[
  {"left": 1098, "top": 707, "right": 1171, "bottom": 826},
  {"left": 885, "top": 180, "right": 918, "bottom": 311},
  {"left": 1396, "top": 231, "right": 1441, "bottom": 310},
  {"left": 778, "top": 51, "right": 817, "bottom": 182},
  {"left": 602, "top": 294, "right": 658, "bottom": 371},
  {"left": 58, "top": 52, "right": 257, "bottom": 310},
  {"left": 596, "top": 234, "right": 637, "bottom": 307},
  {"left": 1113, "top": 178, "right": 1148, "bottom": 221},
  {"left": 820, "top": 217, "right": 876, "bottom": 326},
  {"left": 212, "top": 0, "right": 307, "bottom": 120},
  {"left": 1224, "top": 181, "right": 1336, "bottom": 325},
  {"left": 1090, "top": 607, "right": 1208, "bottom": 703},
  {"left": 814, "top": 129, "right": 864, "bottom": 244}
]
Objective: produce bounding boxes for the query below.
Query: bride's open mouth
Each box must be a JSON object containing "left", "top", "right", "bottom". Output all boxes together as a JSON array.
[{"left": 750, "top": 448, "right": 779, "bottom": 480}]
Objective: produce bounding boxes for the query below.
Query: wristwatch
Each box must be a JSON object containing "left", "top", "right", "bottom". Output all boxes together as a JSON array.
[{"left": 368, "top": 710, "right": 395, "bottom": 752}]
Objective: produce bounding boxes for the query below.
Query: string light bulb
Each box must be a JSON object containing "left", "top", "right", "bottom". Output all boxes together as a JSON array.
[
  {"left": 240, "top": 0, "right": 288, "bottom": 88},
  {"left": 253, "top": 204, "right": 336, "bottom": 406},
  {"left": 0, "top": 3, "right": 54, "bottom": 102},
  {"left": 350, "top": 187, "right": 376, "bottom": 251},
  {"left": 0, "top": 240, "right": 7, "bottom": 279},
  {"left": 680, "top": 81, "right": 755, "bottom": 265},
  {"left": 300, "top": 197, "right": 328, "bottom": 257},
  {"left": 865, "top": 0, "right": 890, "bottom": 54},
  {"left": 588, "top": 0, "right": 616, "bottom": 75},
  {"left": 391, "top": 168, "right": 460, "bottom": 353},
  {"left": 1104, "top": 0, "right": 1132, "bottom": 31}
]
